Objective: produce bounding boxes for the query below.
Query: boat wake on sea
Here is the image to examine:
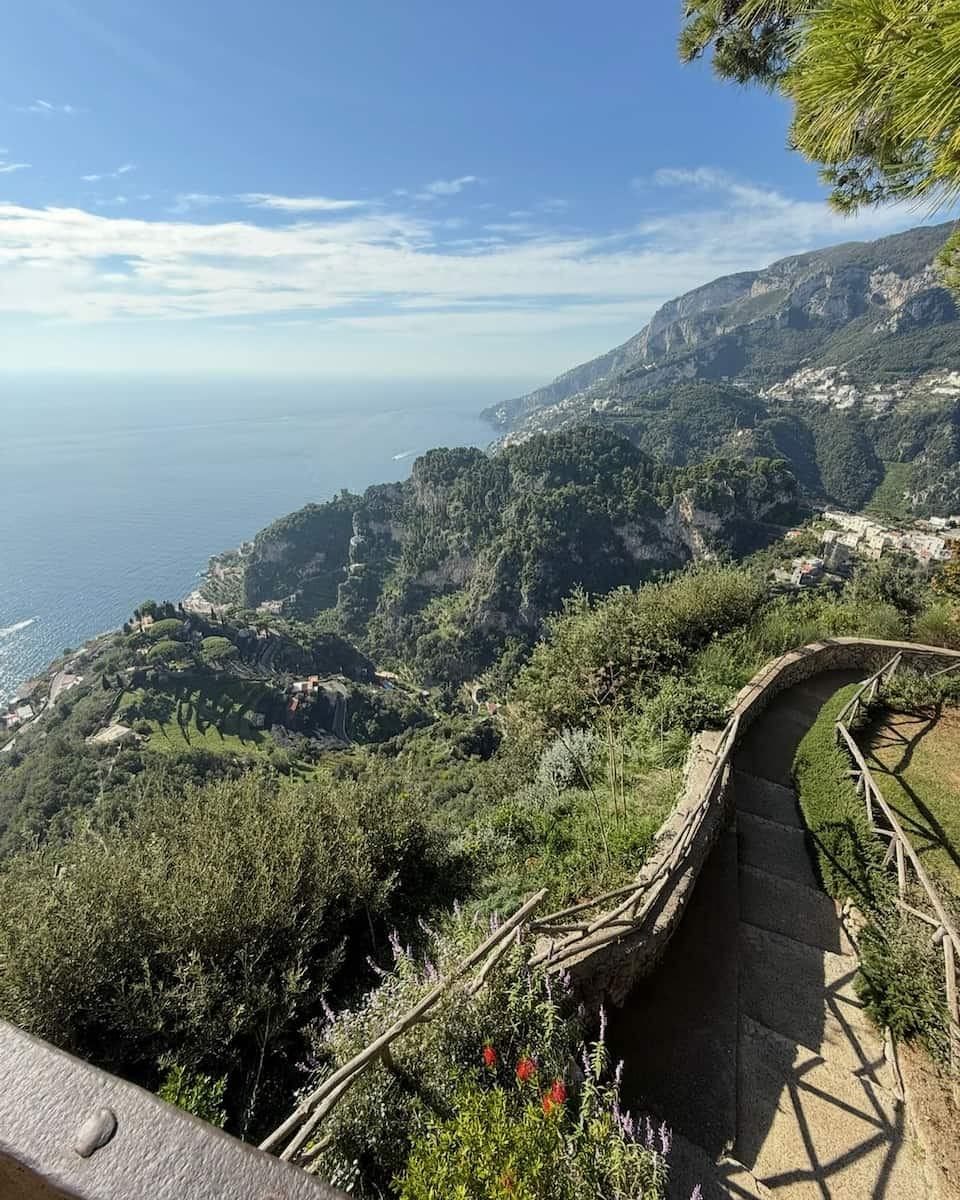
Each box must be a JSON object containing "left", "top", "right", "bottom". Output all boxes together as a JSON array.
[
  {"left": 392, "top": 449, "right": 416, "bottom": 461},
  {"left": 0, "top": 618, "right": 36, "bottom": 640}
]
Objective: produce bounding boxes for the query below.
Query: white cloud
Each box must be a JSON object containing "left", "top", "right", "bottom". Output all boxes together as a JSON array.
[
  {"left": 169, "top": 192, "right": 224, "bottom": 214},
  {"left": 0, "top": 161, "right": 30, "bottom": 174},
  {"left": 0, "top": 167, "right": 944, "bottom": 380},
  {"left": 18, "top": 99, "right": 76, "bottom": 115},
  {"left": 239, "top": 193, "right": 365, "bottom": 212},
  {"left": 82, "top": 163, "right": 134, "bottom": 183},
  {"left": 418, "top": 175, "right": 482, "bottom": 199}
]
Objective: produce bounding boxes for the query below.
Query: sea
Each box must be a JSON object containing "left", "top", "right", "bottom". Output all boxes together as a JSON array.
[{"left": 0, "top": 373, "right": 530, "bottom": 705}]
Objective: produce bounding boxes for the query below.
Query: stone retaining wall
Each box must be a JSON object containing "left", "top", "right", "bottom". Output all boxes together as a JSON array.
[{"left": 564, "top": 638, "right": 960, "bottom": 1007}]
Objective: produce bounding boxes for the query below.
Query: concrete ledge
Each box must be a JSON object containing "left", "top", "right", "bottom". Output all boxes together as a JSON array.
[{"left": 0, "top": 1021, "right": 347, "bottom": 1200}]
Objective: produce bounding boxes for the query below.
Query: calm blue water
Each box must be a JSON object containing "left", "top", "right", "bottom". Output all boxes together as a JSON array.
[{"left": 0, "top": 374, "right": 525, "bottom": 704}]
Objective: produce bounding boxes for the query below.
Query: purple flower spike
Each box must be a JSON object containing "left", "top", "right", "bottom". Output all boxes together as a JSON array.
[
  {"left": 659, "top": 1121, "right": 672, "bottom": 1156},
  {"left": 598, "top": 1004, "right": 608, "bottom": 1046},
  {"left": 690, "top": 1187, "right": 704, "bottom": 1200},
  {"left": 320, "top": 996, "right": 336, "bottom": 1027},
  {"left": 644, "top": 1115, "right": 655, "bottom": 1151}
]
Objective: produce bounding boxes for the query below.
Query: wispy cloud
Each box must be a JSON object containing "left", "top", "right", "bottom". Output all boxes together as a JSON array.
[
  {"left": 169, "top": 192, "right": 224, "bottom": 214},
  {"left": 83, "top": 163, "right": 135, "bottom": 183},
  {"left": 417, "top": 175, "right": 483, "bottom": 199},
  {"left": 239, "top": 193, "right": 365, "bottom": 212},
  {"left": 0, "top": 171, "right": 937, "bottom": 345},
  {"left": 18, "top": 99, "right": 77, "bottom": 115},
  {"left": 0, "top": 160, "right": 30, "bottom": 174}
]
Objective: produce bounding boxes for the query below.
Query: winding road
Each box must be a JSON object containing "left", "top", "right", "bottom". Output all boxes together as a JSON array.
[{"left": 609, "top": 670, "right": 931, "bottom": 1200}]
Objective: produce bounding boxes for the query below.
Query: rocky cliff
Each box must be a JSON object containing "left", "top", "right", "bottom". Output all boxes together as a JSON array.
[
  {"left": 207, "top": 428, "right": 799, "bottom": 683},
  {"left": 483, "top": 223, "right": 960, "bottom": 514}
]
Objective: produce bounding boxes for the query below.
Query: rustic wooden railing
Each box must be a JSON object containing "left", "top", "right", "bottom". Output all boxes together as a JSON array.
[
  {"left": 260, "top": 888, "right": 548, "bottom": 1165},
  {"left": 527, "top": 714, "right": 741, "bottom": 970},
  {"left": 834, "top": 653, "right": 960, "bottom": 1085}
]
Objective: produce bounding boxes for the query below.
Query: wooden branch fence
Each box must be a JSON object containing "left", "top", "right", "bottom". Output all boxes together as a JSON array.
[{"left": 833, "top": 653, "right": 960, "bottom": 1086}]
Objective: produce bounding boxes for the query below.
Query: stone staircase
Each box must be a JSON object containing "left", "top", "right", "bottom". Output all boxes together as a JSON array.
[{"left": 610, "top": 671, "right": 931, "bottom": 1200}]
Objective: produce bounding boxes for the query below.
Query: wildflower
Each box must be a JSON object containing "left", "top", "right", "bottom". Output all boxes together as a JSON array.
[
  {"left": 644, "top": 1115, "right": 656, "bottom": 1151},
  {"left": 482, "top": 1045, "right": 498, "bottom": 1069},
  {"left": 659, "top": 1121, "right": 672, "bottom": 1156},
  {"left": 550, "top": 1079, "right": 566, "bottom": 1104},
  {"left": 690, "top": 1188, "right": 703, "bottom": 1200},
  {"left": 516, "top": 1056, "right": 537, "bottom": 1083}
]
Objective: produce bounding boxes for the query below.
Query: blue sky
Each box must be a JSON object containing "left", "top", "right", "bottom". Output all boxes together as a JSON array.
[{"left": 0, "top": 0, "right": 946, "bottom": 380}]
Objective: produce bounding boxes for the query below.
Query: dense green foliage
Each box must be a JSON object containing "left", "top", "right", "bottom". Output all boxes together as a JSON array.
[
  {"left": 301, "top": 916, "right": 667, "bottom": 1200},
  {"left": 235, "top": 426, "right": 800, "bottom": 684},
  {"left": 0, "top": 772, "right": 460, "bottom": 1137},
  {"left": 679, "top": 0, "right": 960, "bottom": 265}
]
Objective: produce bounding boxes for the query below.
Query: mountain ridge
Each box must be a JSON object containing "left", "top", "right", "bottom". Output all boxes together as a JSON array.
[{"left": 482, "top": 222, "right": 957, "bottom": 432}]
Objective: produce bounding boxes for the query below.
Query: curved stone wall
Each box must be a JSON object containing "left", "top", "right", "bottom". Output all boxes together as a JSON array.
[{"left": 563, "top": 638, "right": 960, "bottom": 1006}]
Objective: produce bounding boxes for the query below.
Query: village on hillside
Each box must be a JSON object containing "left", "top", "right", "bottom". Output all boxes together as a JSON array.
[{"left": 776, "top": 510, "right": 959, "bottom": 590}]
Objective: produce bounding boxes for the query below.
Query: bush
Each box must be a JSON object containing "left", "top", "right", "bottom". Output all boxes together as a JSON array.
[
  {"left": 397, "top": 1027, "right": 668, "bottom": 1200},
  {"left": 513, "top": 566, "right": 767, "bottom": 730},
  {"left": 913, "top": 603, "right": 960, "bottom": 650},
  {"left": 536, "top": 728, "right": 600, "bottom": 794},
  {"left": 200, "top": 635, "right": 238, "bottom": 664},
  {"left": 157, "top": 1059, "right": 227, "bottom": 1127},
  {"left": 144, "top": 618, "right": 185, "bottom": 641},
  {"left": 0, "top": 772, "right": 460, "bottom": 1135},
  {"left": 302, "top": 915, "right": 581, "bottom": 1197}
]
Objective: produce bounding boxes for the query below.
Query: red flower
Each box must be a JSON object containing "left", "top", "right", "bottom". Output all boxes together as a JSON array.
[
  {"left": 482, "top": 1044, "right": 498, "bottom": 1069},
  {"left": 542, "top": 1080, "right": 566, "bottom": 1115},
  {"left": 515, "top": 1056, "right": 537, "bottom": 1082}
]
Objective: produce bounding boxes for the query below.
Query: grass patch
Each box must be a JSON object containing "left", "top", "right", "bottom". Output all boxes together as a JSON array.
[
  {"left": 862, "top": 707, "right": 960, "bottom": 903},
  {"left": 116, "top": 674, "right": 271, "bottom": 752},
  {"left": 864, "top": 461, "right": 914, "bottom": 522},
  {"left": 793, "top": 684, "right": 891, "bottom": 909},
  {"left": 793, "top": 684, "right": 952, "bottom": 1060}
]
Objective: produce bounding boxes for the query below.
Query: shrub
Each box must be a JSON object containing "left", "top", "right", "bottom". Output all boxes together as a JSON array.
[
  {"left": 301, "top": 915, "right": 581, "bottom": 1197},
  {"left": 144, "top": 618, "right": 185, "bottom": 641},
  {"left": 912, "top": 603, "right": 960, "bottom": 650},
  {"left": 200, "top": 635, "right": 238, "bottom": 664},
  {"left": 536, "top": 728, "right": 600, "bottom": 794},
  {"left": 397, "top": 1028, "right": 669, "bottom": 1200},
  {"left": 512, "top": 566, "right": 767, "bottom": 730},
  {"left": 0, "top": 772, "right": 460, "bottom": 1135},
  {"left": 157, "top": 1059, "right": 227, "bottom": 1127}
]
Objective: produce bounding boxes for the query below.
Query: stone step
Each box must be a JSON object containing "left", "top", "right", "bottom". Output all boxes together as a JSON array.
[
  {"left": 738, "top": 923, "right": 891, "bottom": 1085},
  {"left": 733, "top": 771, "right": 805, "bottom": 830},
  {"left": 737, "top": 810, "right": 821, "bottom": 890},
  {"left": 738, "top": 865, "right": 855, "bottom": 956},
  {"left": 667, "top": 1132, "right": 769, "bottom": 1199},
  {"left": 608, "top": 826, "right": 741, "bottom": 1159},
  {"left": 735, "top": 1015, "right": 925, "bottom": 1199}
]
